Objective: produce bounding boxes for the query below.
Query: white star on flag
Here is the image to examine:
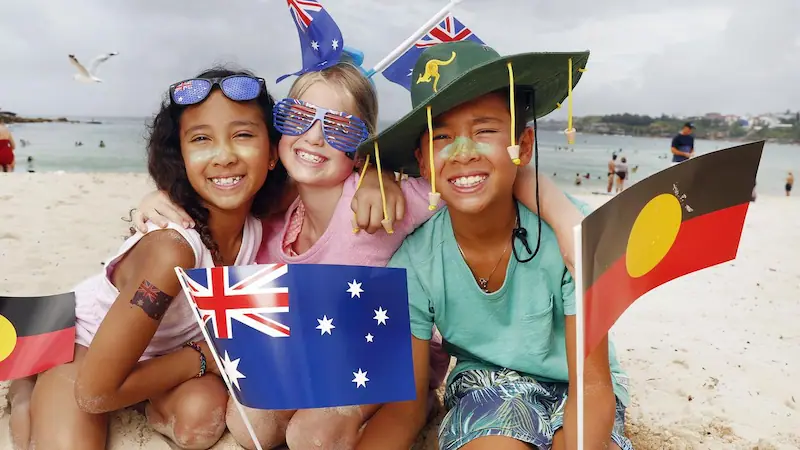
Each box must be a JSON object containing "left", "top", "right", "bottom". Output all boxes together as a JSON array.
[
  {"left": 365, "top": 333, "right": 374, "bottom": 343},
  {"left": 352, "top": 368, "right": 369, "bottom": 388},
  {"left": 407, "top": 68, "right": 413, "bottom": 77},
  {"left": 331, "top": 39, "right": 339, "bottom": 50},
  {"left": 222, "top": 351, "right": 246, "bottom": 391},
  {"left": 347, "top": 280, "right": 364, "bottom": 298},
  {"left": 373, "top": 307, "right": 389, "bottom": 325},
  {"left": 316, "top": 315, "right": 335, "bottom": 335},
  {"left": 311, "top": 40, "right": 319, "bottom": 51}
]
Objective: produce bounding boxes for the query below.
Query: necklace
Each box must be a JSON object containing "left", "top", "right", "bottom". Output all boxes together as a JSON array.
[
  {"left": 457, "top": 240, "right": 510, "bottom": 292},
  {"left": 456, "top": 207, "right": 520, "bottom": 293}
]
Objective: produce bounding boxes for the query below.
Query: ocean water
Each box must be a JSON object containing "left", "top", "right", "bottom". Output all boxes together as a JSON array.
[{"left": 6, "top": 117, "right": 799, "bottom": 196}]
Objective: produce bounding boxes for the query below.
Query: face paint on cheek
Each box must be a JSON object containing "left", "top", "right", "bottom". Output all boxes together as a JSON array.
[
  {"left": 438, "top": 136, "right": 493, "bottom": 161},
  {"left": 187, "top": 147, "right": 221, "bottom": 164}
]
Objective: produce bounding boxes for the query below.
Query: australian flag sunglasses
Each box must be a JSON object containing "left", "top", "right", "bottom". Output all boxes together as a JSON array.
[
  {"left": 272, "top": 98, "right": 370, "bottom": 155},
  {"left": 169, "top": 75, "right": 266, "bottom": 106}
]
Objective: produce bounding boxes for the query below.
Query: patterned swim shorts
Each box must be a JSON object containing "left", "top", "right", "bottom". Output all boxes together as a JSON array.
[{"left": 438, "top": 368, "right": 634, "bottom": 450}]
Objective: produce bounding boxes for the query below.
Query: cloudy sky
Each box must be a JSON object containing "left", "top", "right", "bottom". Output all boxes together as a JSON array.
[{"left": 1, "top": 0, "right": 798, "bottom": 120}]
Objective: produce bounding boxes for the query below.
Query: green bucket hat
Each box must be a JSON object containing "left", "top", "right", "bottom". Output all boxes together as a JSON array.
[{"left": 358, "top": 40, "right": 589, "bottom": 179}]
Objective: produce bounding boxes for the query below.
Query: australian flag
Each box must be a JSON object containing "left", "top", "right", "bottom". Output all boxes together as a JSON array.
[
  {"left": 276, "top": 0, "right": 345, "bottom": 83},
  {"left": 177, "top": 263, "right": 416, "bottom": 410},
  {"left": 382, "top": 13, "right": 485, "bottom": 91}
]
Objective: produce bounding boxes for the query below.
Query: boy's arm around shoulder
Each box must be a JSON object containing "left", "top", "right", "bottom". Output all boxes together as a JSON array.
[
  {"left": 514, "top": 167, "right": 590, "bottom": 276},
  {"left": 356, "top": 247, "right": 434, "bottom": 450}
]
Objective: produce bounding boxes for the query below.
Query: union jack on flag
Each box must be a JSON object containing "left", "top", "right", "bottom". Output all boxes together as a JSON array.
[
  {"left": 415, "top": 14, "right": 479, "bottom": 48},
  {"left": 382, "top": 13, "right": 485, "bottom": 91},
  {"left": 287, "top": 0, "right": 322, "bottom": 30},
  {"left": 179, "top": 264, "right": 290, "bottom": 340},
  {"left": 174, "top": 81, "right": 192, "bottom": 92}
]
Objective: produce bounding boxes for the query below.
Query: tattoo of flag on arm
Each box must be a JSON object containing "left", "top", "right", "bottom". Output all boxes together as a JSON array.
[{"left": 131, "top": 280, "right": 175, "bottom": 320}]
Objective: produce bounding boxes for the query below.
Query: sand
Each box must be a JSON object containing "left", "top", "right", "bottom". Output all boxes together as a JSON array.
[{"left": 0, "top": 172, "right": 798, "bottom": 450}]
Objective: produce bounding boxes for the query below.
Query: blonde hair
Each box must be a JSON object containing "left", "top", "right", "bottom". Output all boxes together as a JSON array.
[{"left": 287, "top": 63, "right": 379, "bottom": 136}]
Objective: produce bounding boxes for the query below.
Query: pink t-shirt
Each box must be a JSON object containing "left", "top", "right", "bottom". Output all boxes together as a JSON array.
[{"left": 256, "top": 173, "right": 450, "bottom": 393}]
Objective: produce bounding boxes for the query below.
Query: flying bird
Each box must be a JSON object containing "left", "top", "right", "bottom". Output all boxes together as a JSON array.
[{"left": 68, "top": 52, "right": 119, "bottom": 83}]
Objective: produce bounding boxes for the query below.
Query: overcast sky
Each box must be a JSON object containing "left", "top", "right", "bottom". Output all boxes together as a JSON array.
[{"left": 1, "top": 0, "right": 798, "bottom": 120}]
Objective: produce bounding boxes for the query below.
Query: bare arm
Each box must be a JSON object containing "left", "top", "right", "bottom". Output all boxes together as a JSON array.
[
  {"left": 351, "top": 166, "right": 406, "bottom": 234},
  {"left": 74, "top": 230, "right": 218, "bottom": 413},
  {"left": 514, "top": 167, "right": 582, "bottom": 276},
  {"left": 564, "top": 315, "right": 616, "bottom": 450},
  {"left": 356, "top": 336, "right": 430, "bottom": 450},
  {"left": 670, "top": 147, "right": 691, "bottom": 158}
]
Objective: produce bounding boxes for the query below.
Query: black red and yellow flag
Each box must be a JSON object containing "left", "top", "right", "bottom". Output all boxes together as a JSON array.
[
  {"left": 0, "top": 292, "right": 76, "bottom": 381},
  {"left": 581, "top": 141, "right": 764, "bottom": 357}
]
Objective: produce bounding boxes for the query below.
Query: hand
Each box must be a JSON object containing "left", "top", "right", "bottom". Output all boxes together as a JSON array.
[
  {"left": 196, "top": 341, "right": 221, "bottom": 377},
  {"left": 351, "top": 169, "right": 405, "bottom": 234},
  {"left": 132, "top": 190, "right": 194, "bottom": 233}
]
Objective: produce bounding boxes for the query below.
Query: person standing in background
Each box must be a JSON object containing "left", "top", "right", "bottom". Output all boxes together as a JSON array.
[
  {"left": 615, "top": 157, "right": 629, "bottom": 193},
  {"left": 0, "top": 123, "right": 16, "bottom": 172},
  {"left": 607, "top": 153, "right": 618, "bottom": 193},
  {"left": 786, "top": 172, "right": 794, "bottom": 197},
  {"left": 670, "top": 122, "right": 695, "bottom": 166}
]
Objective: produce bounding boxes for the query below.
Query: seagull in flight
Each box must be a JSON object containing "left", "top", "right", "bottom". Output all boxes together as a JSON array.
[{"left": 68, "top": 52, "right": 119, "bottom": 83}]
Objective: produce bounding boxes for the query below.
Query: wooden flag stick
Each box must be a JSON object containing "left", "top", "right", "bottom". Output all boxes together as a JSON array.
[
  {"left": 573, "top": 224, "right": 585, "bottom": 450},
  {"left": 174, "top": 267, "right": 265, "bottom": 450}
]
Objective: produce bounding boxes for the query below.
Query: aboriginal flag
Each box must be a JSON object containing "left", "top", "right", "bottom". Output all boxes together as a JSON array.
[
  {"left": 0, "top": 293, "right": 76, "bottom": 381},
  {"left": 581, "top": 141, "right": 764, "bottom": 357}
]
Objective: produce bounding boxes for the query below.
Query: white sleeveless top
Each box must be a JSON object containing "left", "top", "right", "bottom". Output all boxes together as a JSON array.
[{"left": 74, "top": 217, "right": 262, "bottom": 361}]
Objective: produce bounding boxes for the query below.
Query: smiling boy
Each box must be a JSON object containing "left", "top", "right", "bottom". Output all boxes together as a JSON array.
[{"left": 355, "top": 41, "right": 632, "bottom": 450}]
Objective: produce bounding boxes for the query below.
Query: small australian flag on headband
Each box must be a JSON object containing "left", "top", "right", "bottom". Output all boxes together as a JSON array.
[
  {"left": 276, "top": 0, "right": 345, "bottom": 83},
  {"left": 177, "top": 263, "right": 416, "bottom": 410}
]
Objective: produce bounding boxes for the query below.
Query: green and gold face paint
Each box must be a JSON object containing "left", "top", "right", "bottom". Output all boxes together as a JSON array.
[{"left": 438, "top": 136, "right": 493, "bottom": 161}]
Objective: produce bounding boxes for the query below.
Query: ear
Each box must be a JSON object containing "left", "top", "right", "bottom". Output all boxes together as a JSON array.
[
  {"left": 353, "top": 153, "right": 367, "bottom": 169},
  {"left": 268, "top": 143, "right": 279, "bottom": 170},
  {"left": 517, "top": 127, "right": 534, "bottom": 166},
  {"left": 415, "top": 147, "right": 430, "bottom": 180}
]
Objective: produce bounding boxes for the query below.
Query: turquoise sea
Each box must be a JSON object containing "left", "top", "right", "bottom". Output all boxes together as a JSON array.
[{"left": 6, "top": 117, "right": 799, "bottom": 196}]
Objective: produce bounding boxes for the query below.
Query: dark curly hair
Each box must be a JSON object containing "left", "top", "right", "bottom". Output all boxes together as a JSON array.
[{"left": 146, "top": 66, "right": 288, "bottom": 264}]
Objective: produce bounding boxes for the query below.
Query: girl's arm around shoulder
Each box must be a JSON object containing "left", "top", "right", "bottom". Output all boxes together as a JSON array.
[
  {"left": 75, "top": 229, "right": 213, "bottom": 413},
  {"left": 355, "top": 336, "right": 431, "bottom": 450},
  {"left": 514, "top": 168, "right": 584, "bottom": 276}
]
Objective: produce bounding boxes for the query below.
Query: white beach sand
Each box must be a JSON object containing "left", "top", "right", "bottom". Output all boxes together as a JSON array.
[{"left": 0, "top": 173, "right": 798, "bottom": 449}]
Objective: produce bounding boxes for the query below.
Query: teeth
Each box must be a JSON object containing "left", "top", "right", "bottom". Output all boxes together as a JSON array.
[
  {"left": 296, "top": 150, "right": 325, "bottom": 163},
  {"left": 450, "top": 175, "right": 486, "bottom": 188},
  {"left": 211, "top": 176, "right": 242, "bottom": 186}
]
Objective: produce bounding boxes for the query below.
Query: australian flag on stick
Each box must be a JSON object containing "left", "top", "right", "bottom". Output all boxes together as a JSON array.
[
  {"left": 176, "top": 263, "right": 416, "bottom": 410},
  {"left": 382, "top": 13, "right": 485, "bottom": 91}
]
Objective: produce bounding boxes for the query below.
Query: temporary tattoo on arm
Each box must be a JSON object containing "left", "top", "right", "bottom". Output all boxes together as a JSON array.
[{"left": 131, "top": 280, "right": 175, "bottom": 320}]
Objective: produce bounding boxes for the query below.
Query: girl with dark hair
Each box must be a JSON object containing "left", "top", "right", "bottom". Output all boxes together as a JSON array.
[{"left": 8, "top": 67, "right": 286, "bottom": 450}]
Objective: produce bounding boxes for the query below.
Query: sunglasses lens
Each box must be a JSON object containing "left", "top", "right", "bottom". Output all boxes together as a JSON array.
[
  {"left": 322, "top": 113, "right": 369, "bottom": 153},
  {"left": 221, "top": 76, "right": 262, "bottom": 101},
  {"left": 273, "top": 99, "right": 314, "bottom": 136},
  {"left": 172, "top": 79, "right": 212, "bottom": 105}
]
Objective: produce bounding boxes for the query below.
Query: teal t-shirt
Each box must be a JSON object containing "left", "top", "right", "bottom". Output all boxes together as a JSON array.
[{"left": 388, "top": 200, "right": 630, "bottom": 406}]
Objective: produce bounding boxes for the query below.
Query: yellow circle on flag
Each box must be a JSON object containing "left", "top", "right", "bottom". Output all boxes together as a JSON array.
[
  {"left": 626, "top": 193, "right": 683, "bottom": 278},
  {"left": 0, "top": 314, "right": 17, "bottom": 362}
]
